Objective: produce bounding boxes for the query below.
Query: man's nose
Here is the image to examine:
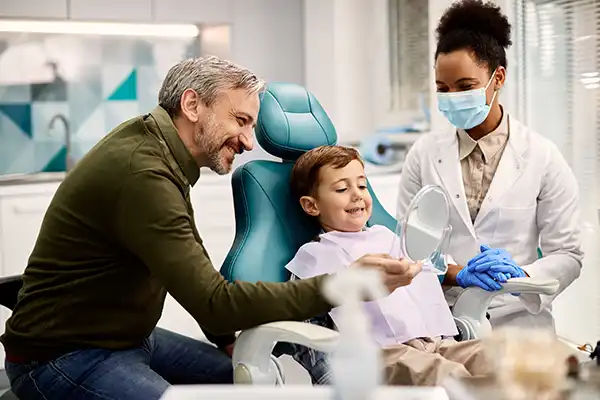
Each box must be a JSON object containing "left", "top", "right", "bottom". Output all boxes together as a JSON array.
[{"left": 240, "top": 130, "right": 254, "bottom": 152}]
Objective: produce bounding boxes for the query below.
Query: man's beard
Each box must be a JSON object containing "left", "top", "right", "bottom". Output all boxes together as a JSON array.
[{"left": 193, "top": 114, "right": 231, "bottom": 175}]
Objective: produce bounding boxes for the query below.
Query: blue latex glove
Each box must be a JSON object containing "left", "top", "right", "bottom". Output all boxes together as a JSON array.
[
  {"left": 467, "top": 244, "right": 512, "bottom": 267},
  {"left": 469, "top": 245, "right": 526, "bottom": 278},
  {"left": 456, "top": 265, "right": 503, "bottom": 291},
  {"left": 468, "top": 244, "right": 527, "bottom": 295}
]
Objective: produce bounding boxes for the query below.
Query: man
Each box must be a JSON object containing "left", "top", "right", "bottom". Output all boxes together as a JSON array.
[{"left": 0, "top": 56, "right": 421, "bottom": 400}]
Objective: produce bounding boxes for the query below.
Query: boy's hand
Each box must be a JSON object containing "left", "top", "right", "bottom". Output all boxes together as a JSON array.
[{"left": 351, "top": 253, "right": 422, "bottom": 294}]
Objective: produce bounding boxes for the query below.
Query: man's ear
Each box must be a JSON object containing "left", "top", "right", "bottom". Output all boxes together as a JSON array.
[
  {"left": 299, "top": 196, "right": 320, "bottom": 217},
  {"left": 180, "top": 89, "right": 203, "bottom": 123}
]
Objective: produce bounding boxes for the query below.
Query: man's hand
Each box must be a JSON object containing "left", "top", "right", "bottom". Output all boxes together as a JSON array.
[{"left": 350, "top": 253, "right": 422, "bottom": 294}]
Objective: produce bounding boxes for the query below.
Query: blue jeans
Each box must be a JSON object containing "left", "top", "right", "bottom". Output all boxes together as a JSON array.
[
  {"left": 273, "top": 312, "right": 334, "bottom": 385},
  {"left": 5, "top": 328, "right": 233, "bottom": 400}
]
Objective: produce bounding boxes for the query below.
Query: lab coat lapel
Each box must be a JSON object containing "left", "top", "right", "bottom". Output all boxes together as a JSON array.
[
  {"left": 433, "top": 134, "right": 476, "bottom": 239},
  {"left": 475, "top": 116, "right": 529, "bottom": 225}
]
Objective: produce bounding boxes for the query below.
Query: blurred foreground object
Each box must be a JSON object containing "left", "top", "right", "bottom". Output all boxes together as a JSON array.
[{"left": 443, "top": 328, "right": 598, "bottom": 400}]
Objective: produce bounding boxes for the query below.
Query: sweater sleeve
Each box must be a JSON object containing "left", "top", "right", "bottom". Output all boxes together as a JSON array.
[{"left": 115, "top": 171, "right": 332, "bottom": 336}]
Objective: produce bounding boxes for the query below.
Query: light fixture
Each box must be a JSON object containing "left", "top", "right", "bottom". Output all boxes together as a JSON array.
[{"left": 0, "top": 19, "right": 199, "bottom": 38}]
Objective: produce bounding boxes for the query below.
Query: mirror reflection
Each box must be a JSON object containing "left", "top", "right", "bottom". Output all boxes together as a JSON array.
[{"left": 395, "top": 185, "right": 451, "bottom": 274}]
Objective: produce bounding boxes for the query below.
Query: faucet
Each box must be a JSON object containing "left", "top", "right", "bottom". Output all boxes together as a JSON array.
[{"left": 48, "top": 114, "right": 73, "bottom": 171}]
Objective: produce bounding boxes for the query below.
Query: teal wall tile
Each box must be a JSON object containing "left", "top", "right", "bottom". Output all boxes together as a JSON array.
[
  {"left": 0, "top": 104, "right": 32, "bottom": 138},
  {"left": 108, "top": 70, "right": 137, "bottom": 101}
]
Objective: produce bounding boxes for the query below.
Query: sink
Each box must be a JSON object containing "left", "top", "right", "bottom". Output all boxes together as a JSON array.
[{"left": 0, "top": 172, "right": 66, "bottom": 186}]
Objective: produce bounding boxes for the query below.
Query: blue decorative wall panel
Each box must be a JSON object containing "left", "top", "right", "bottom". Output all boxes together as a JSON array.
[{"left": 0, "top": 33, "right": 204, "bottom": 174}]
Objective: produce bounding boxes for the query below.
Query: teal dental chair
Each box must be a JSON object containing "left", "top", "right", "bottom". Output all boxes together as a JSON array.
[{"left": 221, "top": 82, "right": 560, "bottom": 385}]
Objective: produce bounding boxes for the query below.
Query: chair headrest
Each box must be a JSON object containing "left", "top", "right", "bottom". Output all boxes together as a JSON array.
[{"left": 256, "top": 82, "right": 337, "bottom": 161}]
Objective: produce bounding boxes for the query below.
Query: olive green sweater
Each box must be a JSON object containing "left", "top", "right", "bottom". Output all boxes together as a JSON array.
[{"left": 1, "top": 107, "right": 331, "bottom": 362}]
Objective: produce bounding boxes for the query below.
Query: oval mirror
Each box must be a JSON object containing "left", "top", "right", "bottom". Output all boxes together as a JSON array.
[{"left": 393, "top": 185, "right": 451, "bottom": 274}]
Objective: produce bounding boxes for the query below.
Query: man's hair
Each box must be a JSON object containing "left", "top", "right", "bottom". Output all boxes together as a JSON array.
[
  {"left": 291, "top": 145, "right": 364, "bottom": 201},
  {"left": 158, "top": 55, "right": 265, "bottom": 117}
]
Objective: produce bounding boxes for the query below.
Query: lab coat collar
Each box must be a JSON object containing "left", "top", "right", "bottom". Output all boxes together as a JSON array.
[
  {"left": 147, "top": 106, "right": 200, "bottom": 187},
  {"left": 457, "top": 109, "right": 509, "bottom": 163}
]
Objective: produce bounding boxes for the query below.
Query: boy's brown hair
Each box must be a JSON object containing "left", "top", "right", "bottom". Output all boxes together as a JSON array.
[{"left": 291, "top": 145, "right": 364, "bottom": 201}]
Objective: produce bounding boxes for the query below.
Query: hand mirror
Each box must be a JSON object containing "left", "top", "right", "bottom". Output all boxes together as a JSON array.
[{"left": 392, "top": 185, "right": 452, "bottom": 275}]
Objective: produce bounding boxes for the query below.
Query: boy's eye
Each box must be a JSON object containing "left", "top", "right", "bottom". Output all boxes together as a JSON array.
[
  {"left": 359, "top": 185, "right": 368, "bottom": 190},
  {"left": 335, "top": 188, "right": 347, "bottom": 193}
]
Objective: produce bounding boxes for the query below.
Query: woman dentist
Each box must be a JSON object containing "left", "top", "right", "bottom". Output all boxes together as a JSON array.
[{"left": 397, "top": 0, "right": 584, "bottom": 330}]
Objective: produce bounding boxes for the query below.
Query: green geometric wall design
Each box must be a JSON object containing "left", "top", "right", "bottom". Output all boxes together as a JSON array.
[
  {"left": 0, "top": 33, "right": 199, "bottom": 175},
  {"left": 0, "top": 104, "right": 32, "bottom": 138},
  {"left": 42, "top": 145, "right": 67, "bottom": 172}
]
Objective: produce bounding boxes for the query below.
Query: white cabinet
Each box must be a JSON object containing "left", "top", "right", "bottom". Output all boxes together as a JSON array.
[
  {"left": 0, "top": 185, "right": 59, "bottom": 278},
  {"left": 153, "top": 0, "right": 232, "bottom": 23},
  {"left": 0, "top": 0, "right": 68, "bottom": 18},
  {"left": 68, "top": 0, "right": 152, "bottom": 22}
]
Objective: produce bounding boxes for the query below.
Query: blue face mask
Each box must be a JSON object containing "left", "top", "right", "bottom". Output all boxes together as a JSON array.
[{"left": 437, "top": 72, "right": 498, "bottom": 130}]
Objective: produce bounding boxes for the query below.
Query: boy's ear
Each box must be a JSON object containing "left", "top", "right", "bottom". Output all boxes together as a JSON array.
[{"left": 299, "top": 196, "right": 320, "bottom": 217}]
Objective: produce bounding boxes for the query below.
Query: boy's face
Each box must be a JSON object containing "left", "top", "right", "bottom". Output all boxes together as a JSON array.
[{"left": 300, "top": 159, "right": 373, "bottom": 232}]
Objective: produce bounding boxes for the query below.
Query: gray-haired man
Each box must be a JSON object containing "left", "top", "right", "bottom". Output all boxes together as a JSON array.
[{"left": 1, "top": 56, "right": 419, "bottom": 399}]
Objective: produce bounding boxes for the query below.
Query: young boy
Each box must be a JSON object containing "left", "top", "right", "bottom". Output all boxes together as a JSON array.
[{"left": 285, "top": 145, "right": 492, "bottom": 386}]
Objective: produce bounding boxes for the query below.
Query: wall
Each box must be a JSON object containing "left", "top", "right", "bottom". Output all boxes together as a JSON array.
[
  {"left": 0, "top": 0, "right": 305, "bottom": 169},
  {"left": 0, "top": 0, "right": 306, "bottom": 86},
  {"left": 0, "top": 33, "right": 203, "bottom": 174},
  {"left": 303, "top": 0, "right": 384, "bottom": 144}
]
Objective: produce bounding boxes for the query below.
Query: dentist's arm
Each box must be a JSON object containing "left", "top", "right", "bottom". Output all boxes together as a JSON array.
[{"left": 518, "top": 144, "right": 584, "bottom": 312}]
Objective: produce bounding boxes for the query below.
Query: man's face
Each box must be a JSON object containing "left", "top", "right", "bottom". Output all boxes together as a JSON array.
[
  {"left": 300, "top": 160, "right": 373, "bottom": 232},
  {"left": 193, "top": 89, "right": 259, "bottom": 175}
]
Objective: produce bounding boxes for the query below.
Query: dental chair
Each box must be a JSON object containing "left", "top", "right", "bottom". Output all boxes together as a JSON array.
[{"left": 221, "top": 82, "right": 561, "bottom": 385}]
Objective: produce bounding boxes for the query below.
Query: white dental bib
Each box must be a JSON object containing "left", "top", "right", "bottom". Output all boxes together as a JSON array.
[{"left": 286, "top": 225, "right": 458, "bottom": 347}]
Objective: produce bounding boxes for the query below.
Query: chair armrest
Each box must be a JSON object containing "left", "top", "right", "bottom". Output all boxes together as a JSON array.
[
  {"left": 452, "top": 277, "right": 559, "bottom": 339},
  {"left": 0, "top": 274, "right": 22, "bottom": 311},
  {"left": 232, "top": 321, "right": 339, "bottom": 384}
]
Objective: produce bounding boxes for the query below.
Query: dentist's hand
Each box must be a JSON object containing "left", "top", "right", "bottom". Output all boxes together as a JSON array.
[
  {"left": 461, "top": 244, "right": 528, "bottom": 294},
  {"left": 351, "top": 253, "right": 422, "bottom": 294},
  {"left": 456, "top": 264, "right": 503, "bottom": 291},
  {"left": 469, "top": 244, "right": 527, "bottom": 280}
]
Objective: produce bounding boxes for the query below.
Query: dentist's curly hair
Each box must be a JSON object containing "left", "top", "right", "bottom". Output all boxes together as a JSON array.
[
  {"left": 435, "top": 0, "right": 512, "bottom": 72},
  {"left": 291, "top": 145, "right": 364, "bottom": 201}
]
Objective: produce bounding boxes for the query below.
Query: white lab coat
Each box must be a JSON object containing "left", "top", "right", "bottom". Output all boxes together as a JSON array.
[{"left": 397, "top": 114, "right": 584, "bottom": 330}]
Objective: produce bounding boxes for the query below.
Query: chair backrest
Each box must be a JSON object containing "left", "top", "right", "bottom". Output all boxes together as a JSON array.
[{"left": 220, "top": 83, "right": 396, "bottom": 283}]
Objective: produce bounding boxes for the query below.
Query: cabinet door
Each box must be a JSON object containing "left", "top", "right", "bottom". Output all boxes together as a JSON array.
[
  {"left": 0, "top": 0, "right": 68, "bottom": 18},
  {"left": 68, "top": 0, "right": 152, "bottom": 22},
  {"left": 0, "top": 194, "right": 53, "bottom": 277}
]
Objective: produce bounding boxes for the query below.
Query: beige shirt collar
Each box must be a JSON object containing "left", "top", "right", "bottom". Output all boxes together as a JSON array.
[{"left": 457, "top": 111, "right": 509, "bottom": 163}]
